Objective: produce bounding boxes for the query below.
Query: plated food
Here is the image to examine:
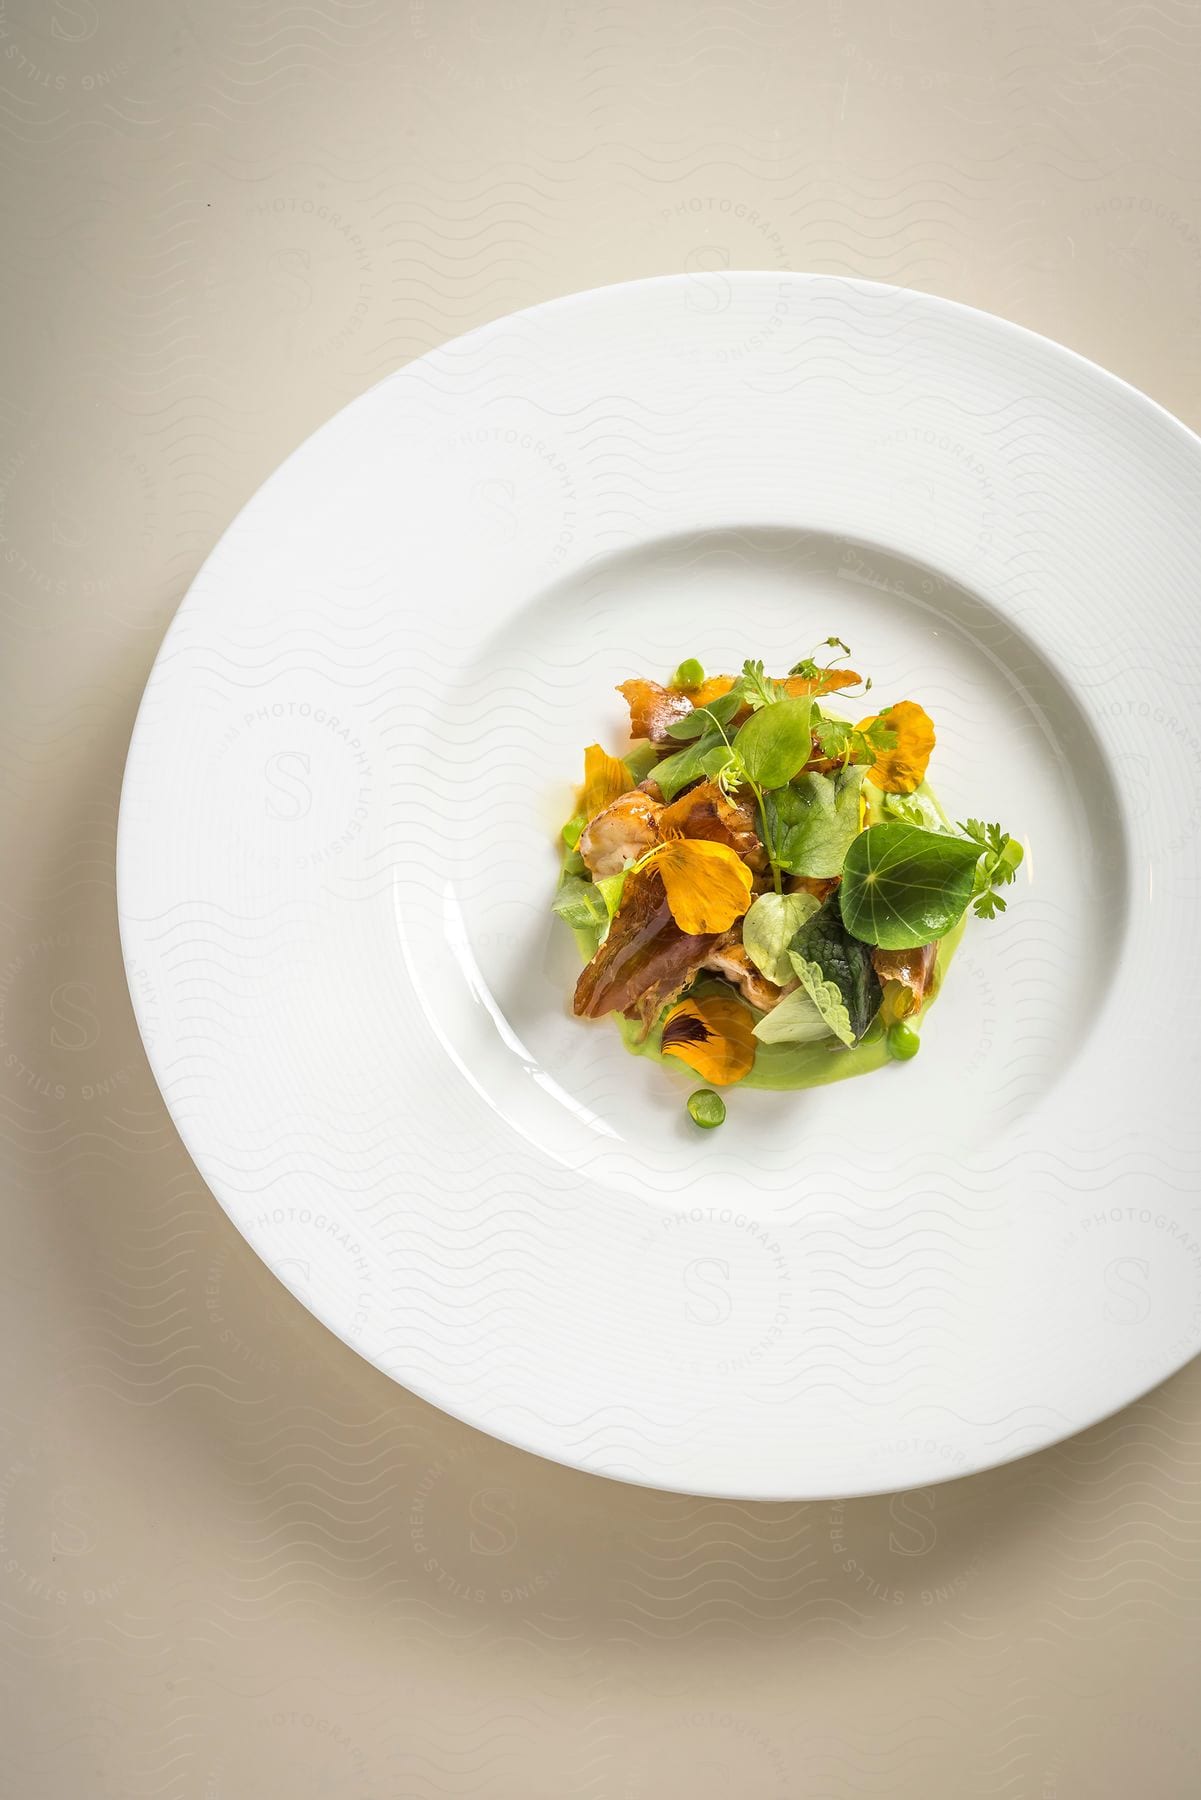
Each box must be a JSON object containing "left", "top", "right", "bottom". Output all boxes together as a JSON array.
[{"left": 554, "top": 646, "right": 1022, "bottom": 1126}]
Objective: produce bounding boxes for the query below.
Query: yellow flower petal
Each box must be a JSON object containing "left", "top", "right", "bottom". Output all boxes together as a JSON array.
[
  {"left": 579, "top": 743, "right": 632, "bottom": 820},
  {"left": 858, "top": 700, "right": 935, "bottom": 794},
  {"left": 661, "top": 993, "right": 757, "bottom": 1085},
  {"left": 651, "top": 837, "right": 754, "bottom": 935}
]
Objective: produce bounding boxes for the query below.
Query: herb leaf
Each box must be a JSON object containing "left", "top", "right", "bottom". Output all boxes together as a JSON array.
[
  {"left": 788, "top": 897, "right": 881, "bottom": 1045},
  {"left": 663, "top": 689, "right": 742, "bottom": 741},
  {"left": 653, "top": 727, "right": 722, "bottom": 801},
  {"left": 814, "top": 712, "right": 897, "bottom": 766},
  {"left": 958, "top": 818, "right": 1024, "bottom": 919},
  {"left": 732, "top": 695, "right": 813, "bottom": 790},
  {"left": 764, "top": 765, "right": 865, "bottom": 878},
  {"left": 738, "top": 659, "right": 788, "bottom": 711},
  {"left": 839, "top": 822, "right": 982, "bottom": 949},
  {"left": 551, "top": 874, "right": 609, "bottom": 935},
  {"left": 752, "top": 984, "right": 832, "bottom": 1045},
  {"left": 741, "top": 890, "right": 821, "bottom": 986}
]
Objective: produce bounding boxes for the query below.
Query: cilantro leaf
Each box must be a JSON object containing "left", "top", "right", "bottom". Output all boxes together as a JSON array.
[
  {"left": 813, "top": 711, "right": 896, "bottom": 767},
  {"left": 958, "top": 818, "right": 1024, "bottom": 921},
  {"left": 739, "top": 659, "right": 788, "bottom": 711}
]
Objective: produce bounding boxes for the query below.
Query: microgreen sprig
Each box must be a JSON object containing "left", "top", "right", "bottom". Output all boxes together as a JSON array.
[
  {"left": 813, "top": 713, "right": 897, "bottom": 768},
  {"left": 957, "top": 818, "right": 1025, "bottom": 919}
]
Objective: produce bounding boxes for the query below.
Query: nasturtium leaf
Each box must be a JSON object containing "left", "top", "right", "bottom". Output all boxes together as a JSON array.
[
  {"left": 653, "top": 728, "right": 721, "bottom": 801},
  {"left": 788, "top": 897, "right": 881, "bottom": 1045},
  {"left": 839, "top": 822, "right": 982, "bottom": 950},
  {"left": 751, "top": 984, "right": 832, "bottom": 1046},
  {"left": 741, "top": 891, "right": 820, "bottom": 986},
  {"left": 732, "top": 695, "right": 813, "bottom": 789},
  {"left": 765, "top": 765, "right": 866, "bottom": 878}
]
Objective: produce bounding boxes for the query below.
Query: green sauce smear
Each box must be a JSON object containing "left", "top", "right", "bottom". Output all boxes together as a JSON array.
[{"left": 612, "top": 913, "right": 963, "bottom": 1091}]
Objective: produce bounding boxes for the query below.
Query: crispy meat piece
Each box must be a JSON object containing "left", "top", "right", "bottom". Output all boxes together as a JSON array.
[
  {"left": 702, "top": 937, "right": 792, "bottom": 1012},
  {"left": 617, "top": 670, "right": 862, "bottom": 745},
  {"left": 580, "top": 778, "right": 764, "bottom": 882},
  {"left": 871, "top": 943, "right": 937, "bottom": 1012},
  {"left": 785, "top": 873, "right": 842, "bottom": 904},
  {"left": 573, "top": 867, "right": 721, "bottom": 1026},
  {"left": 579, "top": 789, "right": 663, "bottom": 880},
  {"left": 616, "top": 679, "right": 694, "bottom": 744},
  {"left": 659, "top": 780, "right": 765, "bottom": 870}
]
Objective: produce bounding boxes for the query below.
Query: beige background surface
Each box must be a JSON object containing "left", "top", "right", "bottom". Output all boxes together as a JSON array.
[{"left": 3, "top": 1, "right": 1201, "bottom": 1794}]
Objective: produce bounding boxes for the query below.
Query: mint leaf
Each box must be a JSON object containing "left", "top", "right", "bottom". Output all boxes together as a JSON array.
[
  {"left": 840, "top": 822, "right": 982, "bottom": 949},
  {"left": 764, "top": 765, "right": 865, "bottom": 878},
  {"left": 787, "top": 896, "right": 880, "bottom": 1044}
]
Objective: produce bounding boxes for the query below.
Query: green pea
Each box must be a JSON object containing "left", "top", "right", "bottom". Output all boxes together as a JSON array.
[
  {"left": 686, "top": 1089, "right": 726, "bottom": 1129},
  {"left": 887, "top": 1021, "right": 921, "bottom": 1062},
  {"left": 673, "top": 658, "right": 705, "bottom": 690}
]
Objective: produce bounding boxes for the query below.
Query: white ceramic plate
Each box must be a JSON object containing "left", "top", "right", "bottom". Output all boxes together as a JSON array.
[{"left": 118, "top": 274, "right": 1201, "bottom": 1499}]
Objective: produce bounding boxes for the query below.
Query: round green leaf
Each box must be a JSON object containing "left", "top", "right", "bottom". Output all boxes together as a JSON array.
[
  {"left": 732, "top": 695, "right": 813, "bottom": 789},
  {"left": 839, "top": 823, "right": 982, "bottom": 949}
]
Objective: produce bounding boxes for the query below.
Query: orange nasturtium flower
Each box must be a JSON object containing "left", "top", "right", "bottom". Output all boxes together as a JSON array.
[
  {"left": 857, "top": 700, "right": 936, "bottom": 795},
  {"left": 661, "top": 992, "right": 757, "bottom": 1086},
  {"left": 579, "top": 743, "right": 632, "bottom": 820},
  {"left": 643, "top": 836, "right": 753, "bottom": 935}
]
